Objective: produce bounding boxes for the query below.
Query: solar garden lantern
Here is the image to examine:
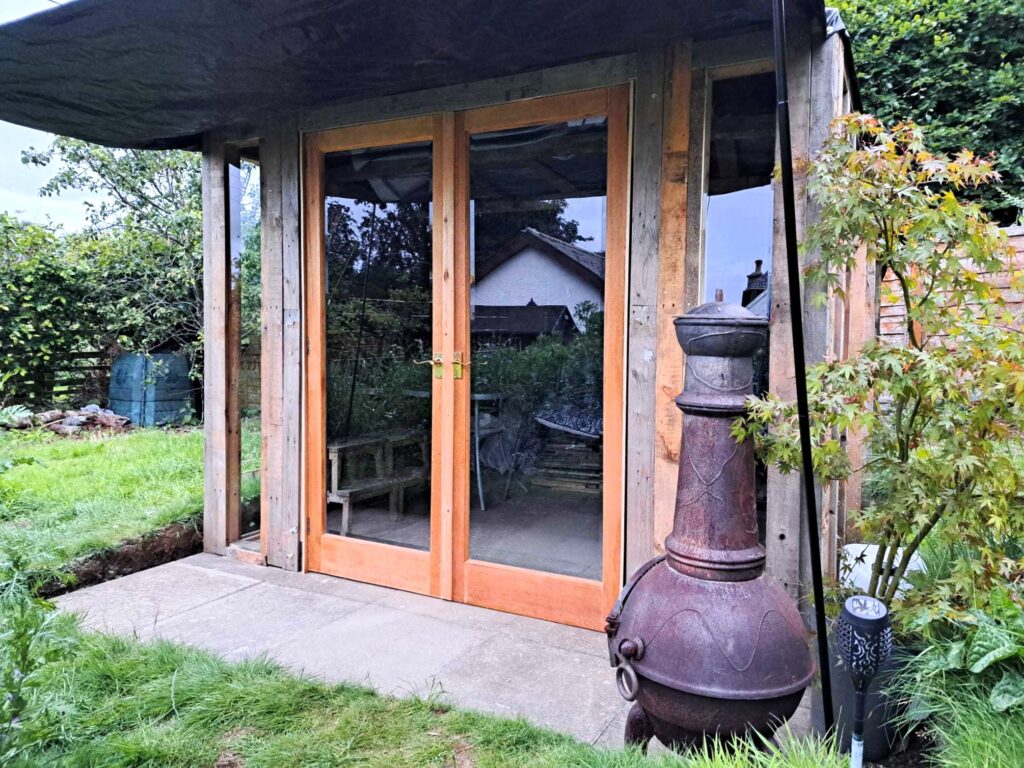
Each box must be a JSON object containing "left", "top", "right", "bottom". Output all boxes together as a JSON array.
[
  {"left": 836, "top": 595, "right": 893, "bottom": 768},
  {"left": 605, "top": 296, "right": 815, "bottom": 751}
]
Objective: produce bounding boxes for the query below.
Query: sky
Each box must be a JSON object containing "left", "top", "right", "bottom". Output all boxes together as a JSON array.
[
  {"left": 704, "top": 186, "right": 774, "bottom": 306},
  {"left": 0, "top": 0, "right": 96, "bottom": 230}
]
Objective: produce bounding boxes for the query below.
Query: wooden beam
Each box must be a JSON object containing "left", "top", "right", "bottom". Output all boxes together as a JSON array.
[
  {"left": 201, "top": 137, "right": 242, "bottom": 555},
  {"left": 765, "top": 23, "right": 848, "bottom": 596},
  {"left": 260, "top": 131, "right": 284, "bottom": 564},
  {"left": 624, "top": 44, "right": 667, "bottom": 576},
  {"left": 652, "top": 44, "right": 693, "bottom": 549},
  {"left": 297, "top": 55, "right": 637, "bottom": 135},
  {"left": 280, "top": 116, "right": 304, "bottom": 571},
  {"left": 693, "top": 30, "right": 773, "bottom": 71}
]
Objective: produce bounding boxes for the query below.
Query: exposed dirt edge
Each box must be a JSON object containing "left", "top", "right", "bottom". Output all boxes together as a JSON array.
[{"left": 38, "top": 518, "right": 203, "bottom": 598}]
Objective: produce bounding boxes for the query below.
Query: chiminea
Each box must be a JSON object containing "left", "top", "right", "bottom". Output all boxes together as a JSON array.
[{"left": 606, "top": 295, "right": 815, "bottom": 751}]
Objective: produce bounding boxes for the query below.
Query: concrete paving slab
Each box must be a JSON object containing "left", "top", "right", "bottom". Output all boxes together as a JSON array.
[
  {"left": 56, "top": 560, "right": 258, "bottom": 636},
  {"left": 374, "top": 587, "right": 519, "bottom": 632},
  {"left": 56, "top": 558, "right": 812, "bottom": 749},
  {"left": 501, "top": 612, "right": 610, "bottom": 660},
  {"left": 183, "top": 552, "right": 396, "bottom": 604},
  {"left": 437, "top": 632, "right": 623, "bottom": 743},
  {"left": 272, "top": 601, "right": 489, "bottom": 698},
  {"left": 148, "top": 581, "right": 363, "bottom": 661},
  {"left": 590, "top": 701, "right": 632, "bottom": 748}
]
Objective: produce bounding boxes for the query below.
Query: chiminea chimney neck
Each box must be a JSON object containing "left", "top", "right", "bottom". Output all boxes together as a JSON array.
[{"left": 667, "top": 300, "right": 767, "bottom": 581}]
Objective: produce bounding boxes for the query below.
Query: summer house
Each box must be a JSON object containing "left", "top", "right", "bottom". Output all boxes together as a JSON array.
[{"left": 0, "top": 0, "right": 865, "bottom": 630}]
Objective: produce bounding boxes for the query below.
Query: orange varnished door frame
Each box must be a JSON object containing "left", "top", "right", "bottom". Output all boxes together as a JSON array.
[
  {"left": 303, "top": 88, "right": 630, "bottom": 628},
  {"left": 303, "top": 115, "right": 452, "bottom": 597},
  {"left": 452, "top": 86, "right": 630, "bottom": 631}
]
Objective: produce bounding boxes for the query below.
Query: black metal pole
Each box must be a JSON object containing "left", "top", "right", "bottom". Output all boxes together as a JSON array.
[{"left": 771, "top": 0, "right": 835, "bottom": 732}]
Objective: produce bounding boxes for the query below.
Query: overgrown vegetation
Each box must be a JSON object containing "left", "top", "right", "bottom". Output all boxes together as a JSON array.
[
  {"left": 896, "top": 569, "right": 1024, "bottom": 767},
  {"left": 836, "top": 0, "right": 1024, "bottom": 224}
]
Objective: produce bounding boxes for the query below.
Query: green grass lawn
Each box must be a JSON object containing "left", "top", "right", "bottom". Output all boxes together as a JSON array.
[
  {"left": 0, "top": 425, "right": 843, "bottom": 766},
  {"left": 0, "top": 425, "right": 259, "bottom": 580},
  {"left": 22, "top": 621, "right": 843, "bottom": 768}
]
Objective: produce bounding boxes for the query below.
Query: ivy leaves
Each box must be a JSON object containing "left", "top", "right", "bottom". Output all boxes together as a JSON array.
[{"left": 835, "top": 0, "right": 1024, "bottom": 225}]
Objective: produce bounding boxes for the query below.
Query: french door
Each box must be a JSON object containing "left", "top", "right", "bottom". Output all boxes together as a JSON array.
[{"left": 304, "top": 87, "right": 629, "bottom": 629}]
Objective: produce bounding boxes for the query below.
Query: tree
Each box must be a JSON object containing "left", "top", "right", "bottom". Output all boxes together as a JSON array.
[
  {"left": 735, "top": 115, "right": 1024, "bottom": 609},
  {"left": 835, "top": 0, "right": 1024, "bottom": 225},
  {"left": 0, "top": 214, "right": 99, "bottom": 403},
  {"left": 22, "top": 139, "right": 205, "bottom": 368}
]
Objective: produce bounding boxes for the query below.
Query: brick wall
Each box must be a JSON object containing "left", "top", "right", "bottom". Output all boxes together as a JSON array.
[{"left": 879, "top": 226, "right": 1024, "bottom": 345}]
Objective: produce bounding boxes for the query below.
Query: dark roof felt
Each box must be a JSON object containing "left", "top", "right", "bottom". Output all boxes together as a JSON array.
[{"left": 0, "top": 0, "right": 824, "bottom": 150}]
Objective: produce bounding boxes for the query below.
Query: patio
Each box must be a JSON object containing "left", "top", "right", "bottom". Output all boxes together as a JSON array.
[{"left": 55, "top": 553, "right": 632, "bottom": 746}]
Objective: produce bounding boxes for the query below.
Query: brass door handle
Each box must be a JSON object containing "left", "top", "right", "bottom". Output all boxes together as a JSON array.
[{"left": 414, "top": 354, "right": 444, "bottom": 379}]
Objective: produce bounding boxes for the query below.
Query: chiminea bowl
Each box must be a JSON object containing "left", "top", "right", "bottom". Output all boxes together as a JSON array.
[
  {"left": 607, "top": 557, "right": 815, "bottom": 750},
  {"left": 607, "top": 298, "right": 815, "bottom": 752}
]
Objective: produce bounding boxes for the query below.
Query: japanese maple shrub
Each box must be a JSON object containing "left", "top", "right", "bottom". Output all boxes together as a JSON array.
[{"left": 734, "top": 114, "right": 1024, "bottom": 609}]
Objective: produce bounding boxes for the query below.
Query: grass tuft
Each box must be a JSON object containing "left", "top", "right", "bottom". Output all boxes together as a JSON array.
[
  {"left": 20, "top": 622, "right": 845, "bottom": 767},
  {"left": 0, "top": 426, "right": 258, "bottom": 580}
]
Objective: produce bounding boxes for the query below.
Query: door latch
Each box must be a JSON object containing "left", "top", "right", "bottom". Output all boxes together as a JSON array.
[
  {"left": 453, "top": 352, "right": 465, "bottom": 380},
  {"left": 415, "top": 353, "right": 444, "bottom": 379}
]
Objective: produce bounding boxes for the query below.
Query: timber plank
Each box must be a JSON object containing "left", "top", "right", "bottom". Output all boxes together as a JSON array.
[
  {"left": 280, "top": 117, "right": 303, "bottom": 571},
  {"left": 623, "top": 45, "right": 666, "bottom": 576},
  {"left": 653, "top": 45, "right": 692, "bottom": 549}
]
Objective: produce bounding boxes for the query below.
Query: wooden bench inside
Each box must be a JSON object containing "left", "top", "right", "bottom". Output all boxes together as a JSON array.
[{"left": 326, "top": 429, "right": 429, "bottom": 536}]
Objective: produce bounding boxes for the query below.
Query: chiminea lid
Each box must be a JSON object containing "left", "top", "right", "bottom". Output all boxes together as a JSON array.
[
  {"left": 673, "top": 296, "right": 767, "bottom": 359},
  {"left": 674, "top": 298, "right": 765, "bottom": 327}
]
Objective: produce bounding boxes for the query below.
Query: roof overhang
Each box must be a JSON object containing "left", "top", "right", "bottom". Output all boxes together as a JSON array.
[{"left": 0, "top": 0, "right": 824, "bottom": 150}]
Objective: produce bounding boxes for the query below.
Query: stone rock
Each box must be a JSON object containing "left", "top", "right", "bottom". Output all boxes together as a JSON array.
[
  {"left": 61, "top": 414, "right": 88, "bottom": 427},
  {"left": 842, "top": 543, "right": 924, "bottom": 598}
]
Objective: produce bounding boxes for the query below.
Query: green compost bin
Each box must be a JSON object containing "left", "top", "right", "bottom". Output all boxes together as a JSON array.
[{"left": 108, "top": 353, "right": 193, "bottom": 426}]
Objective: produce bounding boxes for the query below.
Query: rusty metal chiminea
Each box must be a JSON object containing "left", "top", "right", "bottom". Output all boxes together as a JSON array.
[{"left": 606, "top": 294, "right": 815, "bottom": 750}]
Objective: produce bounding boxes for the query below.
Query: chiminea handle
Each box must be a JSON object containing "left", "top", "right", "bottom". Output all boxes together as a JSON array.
[{"left": 616, "top": 662, "right": 639, "bottom": 701}]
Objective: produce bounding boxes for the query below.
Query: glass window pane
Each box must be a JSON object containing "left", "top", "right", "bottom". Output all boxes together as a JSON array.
[
  {"left": 704, "top": 72, "right": 775, "bottom": 310},
  {"left": 321, "top": 141, "right": 433, "bottom": 550},
  {"left": 468, "top": 119, "right": 607, "bottom": 580},
  {"left": 703, "top": 73, "right": 776, "bottom": 543}
]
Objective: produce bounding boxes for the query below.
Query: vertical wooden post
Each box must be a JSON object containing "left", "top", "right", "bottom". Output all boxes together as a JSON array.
[
  {"left": 260, "top": 119, "right": 303, "bottom": 571},
  {"left": 202, "top": 136, "right": 242, "bottom": 554},
  {"left": 280, "top": 117, "right": 304, "bottom": 572},
  {"left": 624, "top": 45, "right": 667, "bottom": 575},
  {"left": 261, "top": 130, "right": 284, "bottom": 560},
  {"left": 652, "top": 44, "right": 693, "bottom": 549},
  {"left": 765, "top": 24, "right": 848, "bottom": 595}
]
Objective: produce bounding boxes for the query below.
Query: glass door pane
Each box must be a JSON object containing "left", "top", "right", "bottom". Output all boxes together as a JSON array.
[
  {"left": 322, "top": 140, "right": 434, "bottom": 551},
  {"left": 467, "top": 118, "right": 608, "bottom": 579}
]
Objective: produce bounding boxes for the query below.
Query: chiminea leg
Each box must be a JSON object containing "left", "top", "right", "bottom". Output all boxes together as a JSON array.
[{"left": 623, "top": 704, "right": 654, "bottom": 751}]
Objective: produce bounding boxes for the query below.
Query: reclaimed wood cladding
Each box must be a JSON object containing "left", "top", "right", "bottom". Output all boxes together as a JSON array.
[{"left": 878, "top": 227, "right": 1024, "bottom": 346}]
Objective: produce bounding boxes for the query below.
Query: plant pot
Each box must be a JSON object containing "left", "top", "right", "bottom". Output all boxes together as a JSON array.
[{"left": 816, "top": 630, "right": 913, "bottom": 761}]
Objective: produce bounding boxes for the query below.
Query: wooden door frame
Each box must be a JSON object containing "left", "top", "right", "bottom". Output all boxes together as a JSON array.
[
  {"left": 303, "top": 115, "right": 449, "bottom": 596},
  {"left": 453, "top": 86, "right": 630, "bottom": 630},
  {"left": 303, "top": 86, "right": 630, "bottom": 629}
]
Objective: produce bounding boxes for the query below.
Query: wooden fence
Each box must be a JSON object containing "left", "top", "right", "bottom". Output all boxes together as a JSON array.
[
  {"left": 880, "top": 225, "right": 1024, "bottom": 345},
  {"left": 6, "top": 350, "right": 112, "bottom": 408}
]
